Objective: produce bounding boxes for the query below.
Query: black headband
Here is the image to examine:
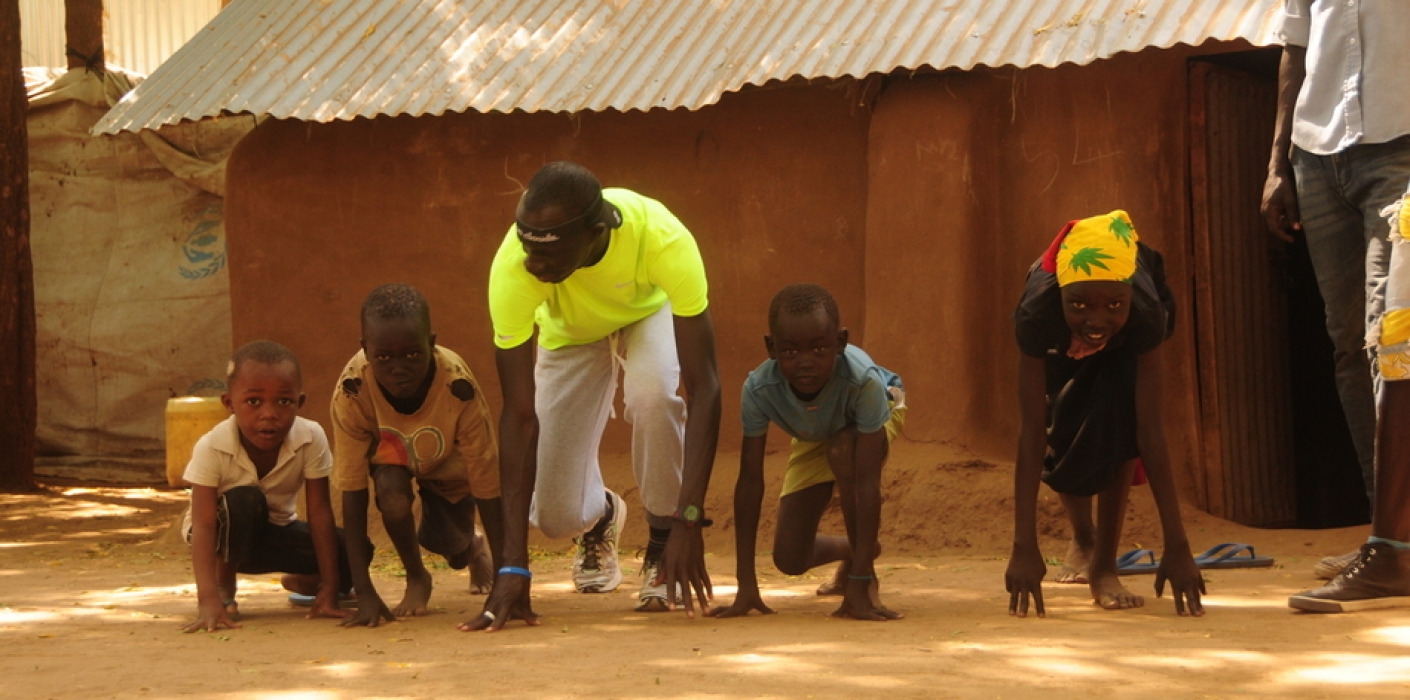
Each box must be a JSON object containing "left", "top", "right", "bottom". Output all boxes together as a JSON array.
[{"left": 516, "top": 193, "right": 605, "bottom": 243}]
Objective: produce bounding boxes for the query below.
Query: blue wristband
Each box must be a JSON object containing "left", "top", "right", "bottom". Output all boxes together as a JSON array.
[{"left": 498, "top": 566, "right": 532, "bottom": 579}]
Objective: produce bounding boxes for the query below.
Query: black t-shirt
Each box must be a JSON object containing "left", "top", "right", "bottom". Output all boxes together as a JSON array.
[{"left": 1013, "top": 242, "right": 1176, "bottom": 358}]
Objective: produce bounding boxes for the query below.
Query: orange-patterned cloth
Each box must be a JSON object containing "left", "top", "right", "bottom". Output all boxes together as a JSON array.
[{"left": 1042, "top": 210, "right": 1141, "bottom": 287}]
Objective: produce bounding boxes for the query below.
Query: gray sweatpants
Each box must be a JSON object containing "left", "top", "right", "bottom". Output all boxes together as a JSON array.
[{"left": 529, "top": 304, "right": 685, "bottom": 538}]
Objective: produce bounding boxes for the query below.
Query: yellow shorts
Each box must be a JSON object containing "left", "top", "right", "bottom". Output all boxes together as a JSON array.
[
  {"left": 1380, "top": 192, "right": 1410, "bottom": 381},
  {"left": 1382, "top": 310, "right": 1410, "bottom": 381},
  {"left": 780, "top": 404, "right": 907, "bottom": 497}
]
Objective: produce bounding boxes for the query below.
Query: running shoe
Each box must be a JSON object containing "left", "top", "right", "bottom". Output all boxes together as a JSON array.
[
  {"left": 572, "top": 489, "right": 626, "bottom": 593},
  {"left": 635, "top": 553, "right": 670, "bottom": 612}
]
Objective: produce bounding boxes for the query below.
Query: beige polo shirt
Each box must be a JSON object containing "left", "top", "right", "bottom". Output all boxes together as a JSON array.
[{"left": 182, "top": 414, "right": 332, "bottom": 527}]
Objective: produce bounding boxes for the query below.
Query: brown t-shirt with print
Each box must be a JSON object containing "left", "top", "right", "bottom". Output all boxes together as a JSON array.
[{"left": 330, "top": 346, "right": 498, "bottom": 502}]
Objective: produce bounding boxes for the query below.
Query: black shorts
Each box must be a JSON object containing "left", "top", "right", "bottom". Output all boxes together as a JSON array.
[
  {"left": 415, "top": 482, "right": 477, "bottom": 558},
  {"left": 216, "top": 486, "right": 353, "bottom": 593}
]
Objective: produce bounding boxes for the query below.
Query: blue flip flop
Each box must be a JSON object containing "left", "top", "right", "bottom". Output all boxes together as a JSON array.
[
  {"left": 1116, "top": 548, "right": 1160, "bottom": 575},
  {"left": 288, "top": 592, "right": 358, "bottom": 608},
  {"left": 1193, "top": 542, "right": 1274, "bottom": 569}
]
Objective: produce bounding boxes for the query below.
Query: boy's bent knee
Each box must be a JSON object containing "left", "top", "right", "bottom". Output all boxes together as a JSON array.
[
  {"left": 372, "top": 467, "right": 416, "bottom": 516},
  {"left": 375, "top": 490, "right": 414, "bottom": 517},
  {"left": 772, "top": 550, "right": 811, "bottom": 576}
]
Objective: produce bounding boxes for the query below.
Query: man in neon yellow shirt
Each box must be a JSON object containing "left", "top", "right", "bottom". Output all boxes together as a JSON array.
[{"left": 465, "top": 162, "right": 720, "bottom": 631}]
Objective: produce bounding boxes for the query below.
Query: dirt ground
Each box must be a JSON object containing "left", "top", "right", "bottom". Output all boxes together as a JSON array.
[{"left": 3, "top": 440, "right": 1408, "bottom": 699}]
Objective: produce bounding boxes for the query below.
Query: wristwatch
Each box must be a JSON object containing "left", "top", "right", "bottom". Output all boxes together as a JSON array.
[{"left": 674, "top": 505, "right": 712, "bottom": 528}]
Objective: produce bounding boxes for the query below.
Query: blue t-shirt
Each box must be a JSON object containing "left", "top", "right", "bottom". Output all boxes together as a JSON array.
[{"left": 740, "top": 345, "right": 902, "bottom": 441}]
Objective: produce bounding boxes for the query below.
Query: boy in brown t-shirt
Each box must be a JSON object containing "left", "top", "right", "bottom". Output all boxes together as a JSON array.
[{"left": 333, "top": 284, "right": 503, "bottom": 627}]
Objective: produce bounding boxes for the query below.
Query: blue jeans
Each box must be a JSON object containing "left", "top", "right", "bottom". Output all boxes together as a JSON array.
[{"left": 1293, "top": 135, "right": 1410, "bottom": 503}]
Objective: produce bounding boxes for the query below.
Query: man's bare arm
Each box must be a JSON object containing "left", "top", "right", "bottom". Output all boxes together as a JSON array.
[
  {"left": 661, "top": 309, "right": 722, "bottom": 618},
  {"left": 464, "top": 342, "right": 542, "bottom": 632},
  {"left": 1261, "top": 44, "right": 1307, "bottom": 241}
]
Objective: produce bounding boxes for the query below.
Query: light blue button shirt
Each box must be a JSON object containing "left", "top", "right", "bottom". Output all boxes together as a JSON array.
[{"left": 1280, "top": 0, "right": 1410, "bottom": 154}]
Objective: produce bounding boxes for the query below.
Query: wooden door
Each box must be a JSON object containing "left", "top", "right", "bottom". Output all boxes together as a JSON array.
[{"left": 1188, "top": 61, "right": 1297, "bottom": 527}]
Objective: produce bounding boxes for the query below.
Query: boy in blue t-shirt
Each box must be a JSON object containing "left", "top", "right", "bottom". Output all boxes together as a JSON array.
[{"left": 710, "top": 284, "right": 905, "bottom": 621}]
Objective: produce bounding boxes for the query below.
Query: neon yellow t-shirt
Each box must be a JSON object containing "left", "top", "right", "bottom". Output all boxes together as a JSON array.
[{"left": 488, "top": 188, "right": 709, "bottom": 350}]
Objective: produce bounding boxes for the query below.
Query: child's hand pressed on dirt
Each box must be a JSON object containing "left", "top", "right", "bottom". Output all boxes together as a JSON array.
[
  {"left": 181, "top": 600, "right": 241, "bottom": 633},
  {"left": 339, "top": 592, "right": 396, "bottom": 628},
  {"left": 307, "top": 590, "right": 352, "bottom": 621},
  {"left": 1154, "top": 548, "right": 1206, "bottom": 617},
  {"left": 1005, "top": 542, "right": 1048, "bottom": 618}
]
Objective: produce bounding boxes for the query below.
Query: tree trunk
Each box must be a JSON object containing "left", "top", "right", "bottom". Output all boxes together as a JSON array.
[
  {"left": 0, "top": 0, "right": 38, "bottom": 492},
  {"left": 65, "top": 0, "right": 103, "bottom": 73}
]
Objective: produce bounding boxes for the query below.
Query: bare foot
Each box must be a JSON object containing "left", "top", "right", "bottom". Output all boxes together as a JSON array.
[
  {"left": 392, "top": 571, "right": 433, "bottom": 617},
  {"left": 816, "top": 543, "right": 883, "bottom": 596},
  {"left": 469, "top": 531, "right": 494, "bottom": 595},
  {"left": 1054, "top": 538, "right": 1092, "bottom": 584},
  {"left": 816, "top": 561, "right": 848, "bottom": 597},
  {"left": 217, "top": 586, "right": 242, "bottom": 621},
  {"left": 831, "top": 601, "right": 905, "bottom": 620},
  {"left": 1090, "top": 572, "right": 1144, "bottom": 610},
  {"left": 831, "top": 579, "right": 904, "bottom": 620}
]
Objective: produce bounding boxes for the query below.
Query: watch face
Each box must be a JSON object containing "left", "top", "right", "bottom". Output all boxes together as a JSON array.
[{"left": 683, "top": 505, "right": 701, "bottom": 522}]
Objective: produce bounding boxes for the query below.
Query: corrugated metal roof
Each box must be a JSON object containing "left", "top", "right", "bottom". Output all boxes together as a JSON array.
[
  {"left": 20, "top": 0, "right": 223, "bottom": 74},
  {"left": 93, "top": 0, "right": 1283, "bottom": 135}
]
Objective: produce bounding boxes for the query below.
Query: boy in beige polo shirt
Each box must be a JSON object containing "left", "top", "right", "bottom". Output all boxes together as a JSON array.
[
  {"left": 332, "top": 284, "right": 503, "bottom": 627},
  {"left": 181, "top": 340, "right": 351, "bottom": 632}
]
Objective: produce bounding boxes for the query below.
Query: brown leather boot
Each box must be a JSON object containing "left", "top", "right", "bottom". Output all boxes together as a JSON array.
[{"left": 1289, "top": 543, "right": 1410, "bottom": 612}]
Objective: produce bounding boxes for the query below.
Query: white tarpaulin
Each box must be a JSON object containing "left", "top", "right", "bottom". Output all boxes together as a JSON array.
[{"left": 26, "top": 67, "right": 254, "bottom": 463}]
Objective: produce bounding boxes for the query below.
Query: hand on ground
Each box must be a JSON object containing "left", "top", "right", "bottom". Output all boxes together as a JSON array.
[
  {"left": 1155, "top": 547, "right": 1206, "bottom": 617},
  {"left": 1005, "top": 542, "right": 1047, "bottom": 618},
  {"left": 181, "top": 600, "right": 241, "bottom": 633},
  {"left": 306, "top": 589, "right": 353, "bottom": 620},
  {"left": 340, "top": 590, "right": 396, "bottom": 628},
  {"left": 460, "top": 573, "right": 540, "bottom": 632},
  {"left": 661, "top": 523, "right": 713, "bottom": 618}
]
